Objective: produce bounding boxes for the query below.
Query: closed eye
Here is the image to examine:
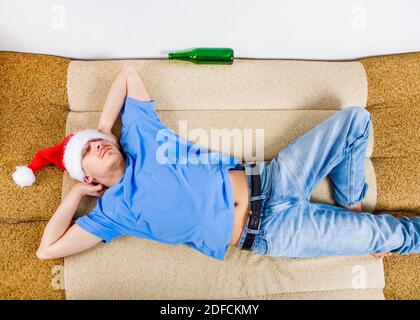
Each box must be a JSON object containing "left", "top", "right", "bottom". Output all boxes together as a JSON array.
[{"left": 82, "top": 147, "right": 88, "bottom": 158}]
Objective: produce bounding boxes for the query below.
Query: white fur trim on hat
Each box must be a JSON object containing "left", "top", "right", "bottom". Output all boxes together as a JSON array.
[
  {"left": 63, "top": 129, "right": 114, "bottom": 182},
  {"left": 12, "top": 165, "right": 36, "bottom": 187}
]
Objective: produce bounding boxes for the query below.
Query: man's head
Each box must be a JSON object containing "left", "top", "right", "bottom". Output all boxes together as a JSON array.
[{"left": 81, "top": 138, "right": 126, "bottom": 186}]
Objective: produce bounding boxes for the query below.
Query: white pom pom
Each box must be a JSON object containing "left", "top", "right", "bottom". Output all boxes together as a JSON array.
[{"left": 12, "top": 166, "right": 36, "bottom": 187}]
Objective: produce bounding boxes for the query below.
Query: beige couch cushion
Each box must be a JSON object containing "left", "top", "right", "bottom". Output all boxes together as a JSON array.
[{"left": 68, "top": 59, "right": 368, "bottom": 111}]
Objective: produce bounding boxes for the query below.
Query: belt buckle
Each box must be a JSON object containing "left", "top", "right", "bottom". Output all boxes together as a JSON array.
[{"left": 248, "top": 208, "right": 261, "bottom": 231}]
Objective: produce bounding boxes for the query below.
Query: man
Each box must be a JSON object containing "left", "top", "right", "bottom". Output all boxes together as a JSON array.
[{"left": 36, "top": 64, "right": 419, "bottom": 261}]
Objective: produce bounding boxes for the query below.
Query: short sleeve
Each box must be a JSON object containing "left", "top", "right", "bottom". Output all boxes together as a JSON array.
[
  {"left": 75, "top": 208, "right": 122, "bottom": 243},
  {"left": 121, "top": 96, "right": 159, "bottom": 128}
]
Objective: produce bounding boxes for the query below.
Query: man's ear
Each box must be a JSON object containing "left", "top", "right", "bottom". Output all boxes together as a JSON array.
[{"left": 83, "top": 176, "right": 94, "bottom": 184}]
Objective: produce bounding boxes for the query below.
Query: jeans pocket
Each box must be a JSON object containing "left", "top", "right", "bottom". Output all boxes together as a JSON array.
[{"left": 251, "top": 232, "right": 271, "bottom": 255}]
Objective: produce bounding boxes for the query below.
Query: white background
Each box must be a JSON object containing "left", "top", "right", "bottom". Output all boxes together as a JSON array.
[{"left": 0, "top": 0, "right": 419, "bottom": 60}]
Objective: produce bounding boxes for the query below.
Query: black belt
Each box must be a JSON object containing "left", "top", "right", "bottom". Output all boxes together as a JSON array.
[{"left": 241, "top": 163, "right": 263, "bottom": 251}]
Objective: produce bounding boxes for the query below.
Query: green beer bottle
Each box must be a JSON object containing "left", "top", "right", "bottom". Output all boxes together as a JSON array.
[{"left": 168, "top": 47, "right": 234, "bottom": 65}]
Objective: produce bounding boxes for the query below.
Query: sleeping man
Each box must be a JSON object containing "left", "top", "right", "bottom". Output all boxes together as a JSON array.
[{"left": 35, "top": 64, "right": 419, "bottom": 261}]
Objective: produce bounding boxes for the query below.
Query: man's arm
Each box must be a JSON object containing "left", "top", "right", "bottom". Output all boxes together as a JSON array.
[
  {"left": 97, "top": 63, "right": 153, "bottom": 133},
  {"left": 36, "top": 184, "right": 104, "bottom": 260}
]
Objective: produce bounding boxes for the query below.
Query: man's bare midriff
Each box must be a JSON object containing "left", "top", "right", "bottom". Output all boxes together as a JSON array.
[{"left": 228, "top": 170, "right": 250, "bottom": 246}]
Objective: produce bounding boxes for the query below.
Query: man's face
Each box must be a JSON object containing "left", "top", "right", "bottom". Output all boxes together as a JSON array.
[{"left": 81, "top": 138, "right": 124, "bottom": 183}]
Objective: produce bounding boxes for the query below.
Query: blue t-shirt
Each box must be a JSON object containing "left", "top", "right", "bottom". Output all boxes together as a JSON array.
[{"left": 75, "top": 96, "right": 241, "bottom": 260}]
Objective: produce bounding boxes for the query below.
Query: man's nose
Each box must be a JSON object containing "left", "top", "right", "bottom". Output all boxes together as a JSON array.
[
  {"left": 96, "top": 142, "right": 105, "bottom": 157},
  {"left": 99, "top": 142, "right": 110, "bottom": 157}
]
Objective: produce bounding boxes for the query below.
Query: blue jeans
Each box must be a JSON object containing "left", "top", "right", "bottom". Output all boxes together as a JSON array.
[{"left": 237, "top": 107, "right": 420, "bottom": 258}]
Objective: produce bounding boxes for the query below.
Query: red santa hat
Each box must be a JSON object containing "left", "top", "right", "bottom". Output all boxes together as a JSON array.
[{"left": 12, "top": 129, "right": 115, "bottom": 188}]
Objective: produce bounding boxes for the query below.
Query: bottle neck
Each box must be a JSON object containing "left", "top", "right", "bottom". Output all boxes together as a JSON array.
[{"left": 169, "top": 52, "right": 192, "bottom": 60}]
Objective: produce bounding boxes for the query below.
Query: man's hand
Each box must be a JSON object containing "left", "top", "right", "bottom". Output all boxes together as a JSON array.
[{"left": 74, "top": 182, "right": 107, "bottom": 198}]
